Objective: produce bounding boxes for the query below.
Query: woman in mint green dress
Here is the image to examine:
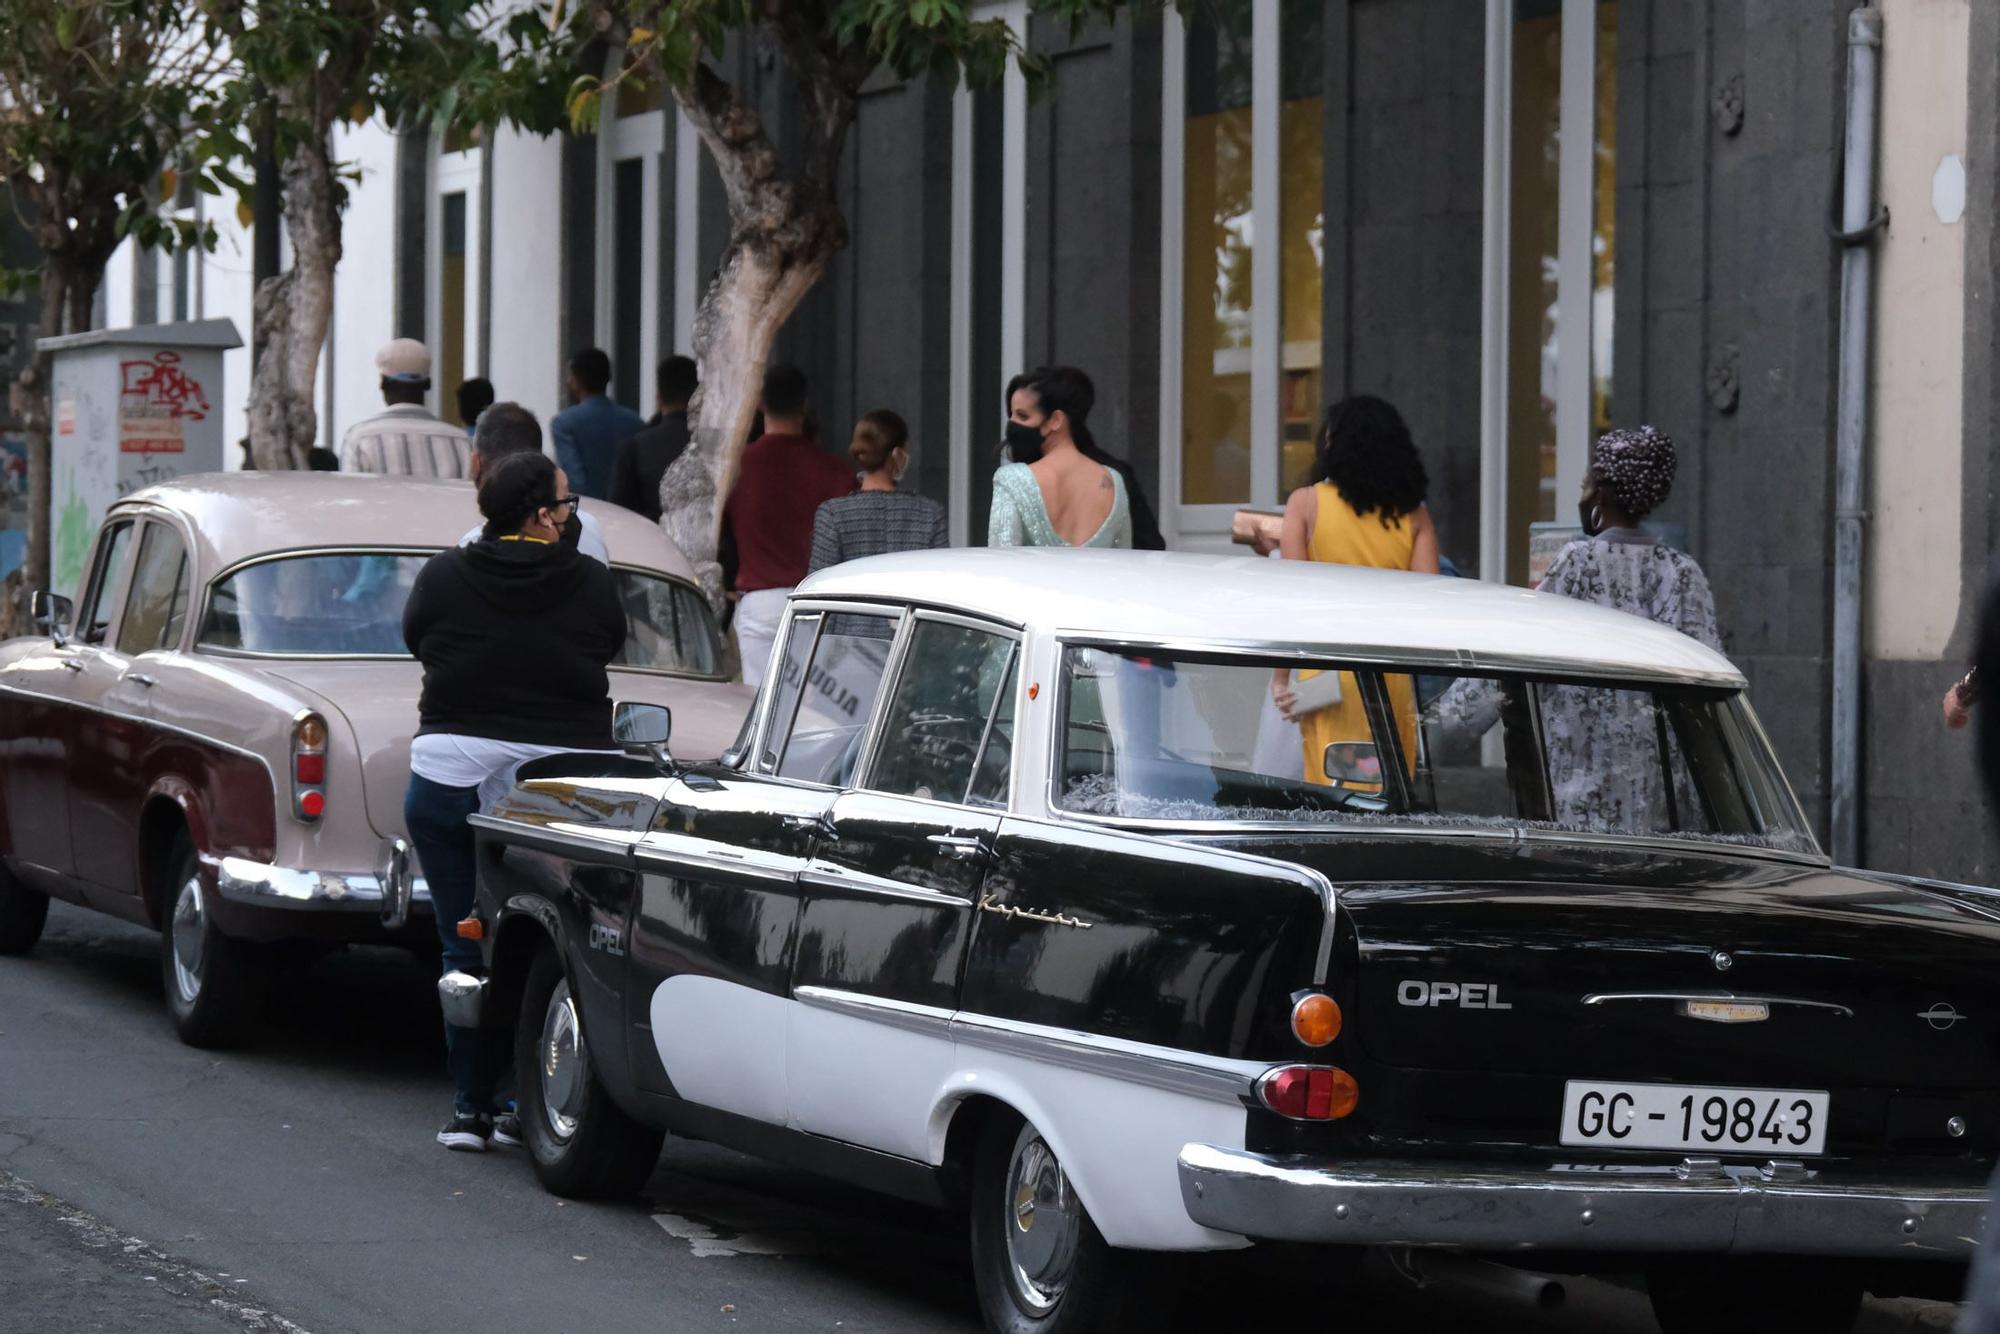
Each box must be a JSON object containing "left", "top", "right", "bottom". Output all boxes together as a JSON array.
[{"left": 988, "top": 367, "right": 1132, "bottom": 549}]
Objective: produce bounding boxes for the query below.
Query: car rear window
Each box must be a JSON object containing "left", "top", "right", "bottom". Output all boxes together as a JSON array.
[{"left": 199, "top": 554, "right": 431, "bottom": 655}]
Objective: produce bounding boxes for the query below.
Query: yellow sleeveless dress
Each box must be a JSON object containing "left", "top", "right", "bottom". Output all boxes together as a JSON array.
[{"left": 1298, "top": 483, "right": 1419, "bottom": 787}]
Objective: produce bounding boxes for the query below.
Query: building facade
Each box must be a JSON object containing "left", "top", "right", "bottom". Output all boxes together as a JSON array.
[{"left": 91, "top": 0, "right": 2000, "bottom": 883}]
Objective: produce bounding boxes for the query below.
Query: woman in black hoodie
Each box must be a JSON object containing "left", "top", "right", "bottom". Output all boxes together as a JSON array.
[{"left": 402, "top": 451, "right": 625, "bottom": 1153}]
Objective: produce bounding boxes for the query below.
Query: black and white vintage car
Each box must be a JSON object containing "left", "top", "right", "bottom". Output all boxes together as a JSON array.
[{"left": 449, "top": 550, "right": 1992, "bottom": 1333}]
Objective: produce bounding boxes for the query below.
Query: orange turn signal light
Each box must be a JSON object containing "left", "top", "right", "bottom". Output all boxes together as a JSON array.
[
  {"left": 455, "top": 916, "right": 484, "bottom": 941},
  {"left": 1291, "top": 993, "right": 1342, "bottom": 1047}
]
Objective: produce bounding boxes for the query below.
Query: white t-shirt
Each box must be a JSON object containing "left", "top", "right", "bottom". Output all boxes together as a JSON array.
[
  {"left": 411, "top": 733, "right": 618, "bottom": 809},
  {"left": 458, "top": 510, "right": 609, "bottom": 565}
]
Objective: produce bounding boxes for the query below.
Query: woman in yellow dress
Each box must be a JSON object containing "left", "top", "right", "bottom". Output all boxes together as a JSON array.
[{"left": 1273, "top": 396, "right": 1439, "bottom": 787}]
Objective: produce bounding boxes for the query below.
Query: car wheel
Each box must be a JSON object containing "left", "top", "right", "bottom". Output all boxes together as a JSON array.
[
  {"left": 1648, "top": 1259, "right": 1864, "bottom": 1334},
  {"left": 515, "top": 946, "right": 663, "bottom": 1198},
  {"left": 0, "top": 860, "right": 49, "bottom": 955},
  {"left": 969, "top": 1113, "right": 1162, "bottom": 1334},
  {"left": 159, "top": 835, "right": 260, "bottom": 1048}
]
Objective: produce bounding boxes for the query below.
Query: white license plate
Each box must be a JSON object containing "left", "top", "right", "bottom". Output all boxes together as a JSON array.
[{"left": 1559, "top": 1081, "right": 1829, "bottom": 1155}]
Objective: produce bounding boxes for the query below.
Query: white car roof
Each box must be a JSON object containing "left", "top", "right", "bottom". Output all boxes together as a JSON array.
[
  {"left": 112, "top": 471, "right": 698, "bottom": 583},
  {"left": 796, "top": 548, "right": 1744, "bottom": 687}
]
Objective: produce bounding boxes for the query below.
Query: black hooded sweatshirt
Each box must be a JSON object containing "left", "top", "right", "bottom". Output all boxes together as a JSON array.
[{"left": 402, "top": 537, "right": 627, "bottom": 748}]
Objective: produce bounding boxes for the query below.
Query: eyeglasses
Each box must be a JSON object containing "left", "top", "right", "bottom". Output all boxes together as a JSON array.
[{"left": 548, "top": 495, "right": 579, "bottom": 516}]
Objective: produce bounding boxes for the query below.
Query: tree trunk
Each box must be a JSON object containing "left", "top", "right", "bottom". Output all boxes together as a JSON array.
[
  {"left": 657, "top": 236, "right": 834, "bottom": 610},
  {"left": 7, "top": 265, "right": 69, "bottom": 627},
  {"left": 246, "top": 129, "right": 342, "bottom": 471}
]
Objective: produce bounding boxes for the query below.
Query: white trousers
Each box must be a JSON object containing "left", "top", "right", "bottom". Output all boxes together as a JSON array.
[{"left": 735, "top": 587, "right": 791, "bottom": 687}]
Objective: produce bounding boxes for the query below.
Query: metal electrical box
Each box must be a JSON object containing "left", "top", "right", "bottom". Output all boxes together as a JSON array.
[{"left": 40, "top": 318, "right": 241, "bottom": 596}]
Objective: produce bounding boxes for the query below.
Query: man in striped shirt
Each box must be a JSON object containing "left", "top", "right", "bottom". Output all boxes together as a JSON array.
[{"left": 337, "top": 338, "right": 473, "bottom": 479}]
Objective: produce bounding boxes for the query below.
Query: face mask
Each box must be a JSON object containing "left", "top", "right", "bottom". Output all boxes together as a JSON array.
[
  {"left": 1004, "top": 420, "right": 1044, "bottom": 464},
  {"left": 560, "top": 511, "right": 583, "bottom": 550}
]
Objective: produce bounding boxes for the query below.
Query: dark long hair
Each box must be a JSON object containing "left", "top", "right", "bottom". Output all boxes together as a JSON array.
[{"left": 1311, "top": 395, "right": 1428, "bottom": 524}]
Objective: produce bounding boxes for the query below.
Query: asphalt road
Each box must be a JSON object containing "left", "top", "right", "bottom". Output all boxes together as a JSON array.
[{"left": 0, "top": 903, "right": 1967, "bottom": 1334}]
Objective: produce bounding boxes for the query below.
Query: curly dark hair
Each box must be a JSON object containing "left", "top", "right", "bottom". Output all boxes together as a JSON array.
[{"left": 1310, "top": 395, "right": 1429, "bottom": 525}]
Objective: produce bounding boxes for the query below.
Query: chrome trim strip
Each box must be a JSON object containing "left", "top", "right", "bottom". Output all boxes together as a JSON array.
[
  {"left": 793, "top": 985, "right": 955, "bottom": 1039},
  {"left": 790, "top": 987, "right": 1265, "bottom": 1106},
  {"left": 466, "top": 813, "right": 645, "bottom": 861},
  {"left": 799, "top": 866, "right": 970, "bottom": 909},
  {"left": 947, "top": 1010, "right": 1265, "bottom": 1106},
  {"left": 202, "top": 852, "right": 432, "bottom": 912},
  {"left": 1176, "top": 1144, "right": 1987, "bottom": 1259},
  {"left": 631, "top": 829, "right": 801, "bottom": 887},
  {"left": 1053, "top": 632, "right": 1746, "bottom": 690},
  {"left": 1582, "top": 991, "right": 1854, "bottom": 1018}
]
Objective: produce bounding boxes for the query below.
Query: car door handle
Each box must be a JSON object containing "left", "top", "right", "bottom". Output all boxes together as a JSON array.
[
  {"left": 59, "top": 659, "right": 83, "bottom": 673},
  {"left": 927, "top": 834, "right": 986, "bottom": 861},
  {"left": 781, "top": 813, "right": 829, "bottom": 835},
  {"left": 128, "top": 672, "right": 156, "bottom": 687}
]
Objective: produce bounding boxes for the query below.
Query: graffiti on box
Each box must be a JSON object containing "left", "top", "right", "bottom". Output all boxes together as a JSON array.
[{"left": 118, "top": 351, "right": 209, "bottom": 454}]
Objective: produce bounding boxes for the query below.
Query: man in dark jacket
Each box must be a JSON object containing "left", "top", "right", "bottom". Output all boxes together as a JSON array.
[{"left": 610, "top": 355, "right": 697, "bottom": 522}]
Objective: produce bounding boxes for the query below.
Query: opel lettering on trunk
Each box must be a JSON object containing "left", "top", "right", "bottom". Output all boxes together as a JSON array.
[{"left": 1398, "top": 980, "right": 1513, "bottom": 1010}]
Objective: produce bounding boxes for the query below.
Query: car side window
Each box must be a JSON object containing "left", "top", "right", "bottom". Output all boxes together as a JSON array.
[
  {"left": 966, "top": 654, "right": 1019, "bottom": 809},
  {"left": 76, "top": 520, "right": 137, "bottom": 646},
  {"left": 870, "top": 619, "right": 1018, "bottom": 805},
  {"left": 771, "top": 612, "right": 897, "bottom": 785},
  {"left": 115, "top": 522, "right": 190, "bottom": 656}
]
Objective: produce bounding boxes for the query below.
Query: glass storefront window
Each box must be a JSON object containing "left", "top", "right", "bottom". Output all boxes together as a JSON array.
[
  {"left": 1278, "top": 0, "right": 1325, "bottom": 497},
  {"left": 1505, "top": 0, "right": 1616, "bottom": 583},
  {"left": 1180, "top": 5, "right": 1254, "bottom": 507}
]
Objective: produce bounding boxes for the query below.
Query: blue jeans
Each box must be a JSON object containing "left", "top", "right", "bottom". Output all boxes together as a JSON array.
[{"left": 405, "top": 772, "right": 512, "bottom": 1117}]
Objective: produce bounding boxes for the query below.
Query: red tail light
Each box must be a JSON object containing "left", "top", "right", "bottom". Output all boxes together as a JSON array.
[
  {"left": 292, "top": 712, "right": 327, "bottom": 822},
  {"left": 1258, "top": 1065, "right": 1359, "bottom": 1120}
]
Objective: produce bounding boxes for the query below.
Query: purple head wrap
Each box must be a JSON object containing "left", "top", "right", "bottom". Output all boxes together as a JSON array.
[{"left": 1591, "top": 425, "right": 1676, "bottom": 521}]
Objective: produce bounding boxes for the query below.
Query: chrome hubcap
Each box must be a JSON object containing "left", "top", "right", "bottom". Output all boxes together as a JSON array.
[
  {"left": 1003, "top": 1125, "right": 1080, "bottom": 1315},
  {"left": 169, "top": 876, "right": 205, "bottom": 1003},
  {"left": 538, "top": 979, "right": 583, "bottom": 1141}
]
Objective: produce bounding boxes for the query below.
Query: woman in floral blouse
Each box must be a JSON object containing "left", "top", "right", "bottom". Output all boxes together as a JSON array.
[{"left": 1432, "top": 426, "right": 1723, "bottom": 835}]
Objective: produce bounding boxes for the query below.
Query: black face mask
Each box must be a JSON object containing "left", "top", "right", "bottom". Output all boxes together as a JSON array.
[
  {"left": 1003, "top": 420, "right": 1045, "bottom": 464},
  {"left": 560, "top": 511, "right": 583, "bottom": 550}
]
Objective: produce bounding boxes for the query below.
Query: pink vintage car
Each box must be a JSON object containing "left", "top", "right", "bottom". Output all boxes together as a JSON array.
[{"left": 0, "top": 472, "right": 752, "bottom": 1045}]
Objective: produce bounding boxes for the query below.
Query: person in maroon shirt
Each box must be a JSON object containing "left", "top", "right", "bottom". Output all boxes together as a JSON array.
[{"left": 724, "top": 363, "right": 854, "bottom": 685}]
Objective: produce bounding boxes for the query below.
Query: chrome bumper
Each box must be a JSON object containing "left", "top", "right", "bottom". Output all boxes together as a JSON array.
[
  {"left": 1177, "top": 1145, "right": 1989, "bottom": 1259},
  {"left": 204, "top": 840, "right": 430, "bottom": 929}
]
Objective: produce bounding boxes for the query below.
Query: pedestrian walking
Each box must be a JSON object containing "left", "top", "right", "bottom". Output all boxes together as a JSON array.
[
  {"left": 989, "top": 366, "right": 1132, "bottom": 549},
  {"left": 996, "top": 368, "right": 1162, "bottom": 549},
  {"left": 551, "top": 348, "right": 646, "bottom": 501},
  {"left": 457, "top": 402, "right": 610, "bottom": 566},
  {"left": 807, "top": 409, "right": 948, "bottom": 574},
  {"left": 723, "top": 364, "right": 853, "bottom": 686},
  {"left": 610, "top": 355, "right": 698, "bottom": 523},
  {"left": 1434, "top": 424, "right": 1721, "bottom": 833},
  {"left": 456, "top": 377, "right": 494, "bottom": 436},
  {"left": 1269, "top": 395, "right": 1438, "bottom": 787},
  {"left": 402, "top": 450, "right": 626, "bottom": 1153},
  {"left": 337, "top": 339, "right": 473, "bottom": 478}
]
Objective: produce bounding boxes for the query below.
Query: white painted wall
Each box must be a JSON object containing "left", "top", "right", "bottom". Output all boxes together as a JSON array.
[
  {"left": 200, "top": 201, "right": 256, "bottom": 468},
  {"left": 488, "top": 124, "right": 566, "bottom": 428},
  {"left": 1866, "top": 0, "right": 1969, "bottom": 659},
  {"left": 325, "top": 118, "right": 403, "bottom": 450}
]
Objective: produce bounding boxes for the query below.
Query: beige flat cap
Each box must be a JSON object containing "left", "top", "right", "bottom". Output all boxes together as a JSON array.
[{"left": 376, "top": 337, "right": 432, "bottom": 382}]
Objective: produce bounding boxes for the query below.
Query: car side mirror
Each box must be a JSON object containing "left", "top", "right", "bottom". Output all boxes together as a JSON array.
[
  {"left": 32, "top": 591, "right": 72, "bottom": 646},
  {"left": 614, "top": 702, "right": 674, "bottom": 772}
]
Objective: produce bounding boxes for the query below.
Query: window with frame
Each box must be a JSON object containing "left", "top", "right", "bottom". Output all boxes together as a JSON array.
[
  {"left": 116, "top": 523, "right": 189, "bottom": 655},
  {"left": 763, "top": 611, "right": 898, "bottom": 785},
  {"left": 869, "top": 619, "right": 1019, "bottom": 806},
  {"left": 77, "top": 521, "right": 137, "bottom": 646}
]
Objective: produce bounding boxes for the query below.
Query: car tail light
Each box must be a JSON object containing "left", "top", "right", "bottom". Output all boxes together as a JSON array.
[
  {"left": 293, "top": 713, "right": 327, "bottom": 822},
  {"left": 1258, "top": 1065, "right": 1359, "bottom": 1120},
  {"left": 1291, "top": 993, "right": 1342, "bottom": 1047}
]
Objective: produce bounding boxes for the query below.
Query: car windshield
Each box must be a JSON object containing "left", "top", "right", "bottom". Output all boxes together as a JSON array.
[
  {"left": 1055, "top": 644, "right": 1818, "bottom": 855},
  {"left": 198, "top": 552, "right": 722, "bottom": 672}
]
